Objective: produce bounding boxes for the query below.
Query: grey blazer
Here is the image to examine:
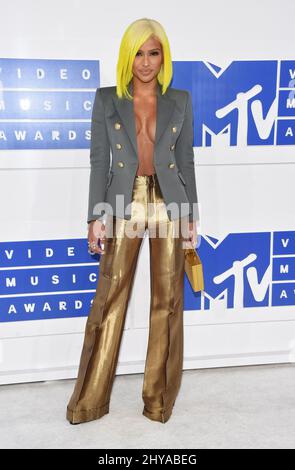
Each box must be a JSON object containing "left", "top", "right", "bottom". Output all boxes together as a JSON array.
[{"left": 87, "top": 80, "right": 199, "bottom": 224}]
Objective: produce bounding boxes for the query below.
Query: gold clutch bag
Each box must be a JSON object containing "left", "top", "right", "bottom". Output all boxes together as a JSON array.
[{"left": 184, "top": 248, "right": 204, "bottom": 292}]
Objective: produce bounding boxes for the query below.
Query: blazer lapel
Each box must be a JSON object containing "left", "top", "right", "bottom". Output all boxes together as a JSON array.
[{"left": 111, "top": 80, "right": 175, "bottom": 158}]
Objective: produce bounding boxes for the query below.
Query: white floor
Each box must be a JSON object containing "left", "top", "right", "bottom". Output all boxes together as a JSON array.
[{"left": 1, "top": 363, "right": 295, "bottom": 449}]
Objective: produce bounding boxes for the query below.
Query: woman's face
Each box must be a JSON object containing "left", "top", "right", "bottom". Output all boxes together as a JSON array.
[{"left": 132, "top": 36, "right": 163, "bottom": 84}]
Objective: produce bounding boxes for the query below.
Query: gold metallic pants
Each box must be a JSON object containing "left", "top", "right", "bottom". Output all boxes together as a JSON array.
[{"left": 66, "top": 174, "right": 187, "bottom": 424}]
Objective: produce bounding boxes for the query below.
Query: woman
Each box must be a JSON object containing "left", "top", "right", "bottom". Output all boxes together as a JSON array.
[{"left": 66, "top": 18, "right": 199, "bottom": 425}]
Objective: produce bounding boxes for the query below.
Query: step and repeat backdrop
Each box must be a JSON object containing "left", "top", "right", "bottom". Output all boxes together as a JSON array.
[{"left": 0, "top": 0, "right": 294, "bottom": 384}]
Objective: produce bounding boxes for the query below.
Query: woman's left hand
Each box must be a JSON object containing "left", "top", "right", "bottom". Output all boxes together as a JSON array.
[{"left": 188, "top": 221, "right": 198, "bottom": 248}]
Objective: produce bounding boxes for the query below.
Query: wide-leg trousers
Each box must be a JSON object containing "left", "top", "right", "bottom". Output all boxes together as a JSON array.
[{"left": 66, "top": 173, "right": 188, "bottom": 424}]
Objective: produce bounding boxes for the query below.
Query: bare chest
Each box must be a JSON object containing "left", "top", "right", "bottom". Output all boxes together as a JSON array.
[
  {"left": 133, "top": 96, "right": 157, "bottom": 147},
  {"left": 133, "top": 96, "right": 157, "bottom": 175}
]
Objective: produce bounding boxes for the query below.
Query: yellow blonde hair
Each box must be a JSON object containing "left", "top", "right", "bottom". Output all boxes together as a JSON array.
[{"left": 116, "top": 18, "right": 173, "bottom": 100}]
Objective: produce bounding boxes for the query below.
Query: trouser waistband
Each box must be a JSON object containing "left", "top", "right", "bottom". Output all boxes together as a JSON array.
[{"left": 135, "top": 173, "right": 158, "bottom": 186}]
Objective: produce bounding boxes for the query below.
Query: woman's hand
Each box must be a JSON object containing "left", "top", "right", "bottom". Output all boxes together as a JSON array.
[
  {"left": 88, "top": 220, "right": 106, "bottom": 254},
  {"left": 188, "top": 221, "right": 198, "bottom": 249}
]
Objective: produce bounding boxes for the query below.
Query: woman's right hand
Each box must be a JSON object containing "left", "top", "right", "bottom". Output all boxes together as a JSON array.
[{"left": 88, "top": 219, "right": 106, "bottom": 254}]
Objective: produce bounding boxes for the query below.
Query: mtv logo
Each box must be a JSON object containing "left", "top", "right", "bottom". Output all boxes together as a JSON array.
[
  {"left": 185, "top": 232, "right": 272, "bottom": 311},
  {"left": 172, "top": 60, "right": 295, "bottom": 147},
  {"left": 184, "top": 230, "right": 295, "bottom": 312}
]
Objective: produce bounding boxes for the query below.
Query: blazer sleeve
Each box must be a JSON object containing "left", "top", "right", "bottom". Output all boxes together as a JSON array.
[
  {"left": 87, "top": 88, "right": 110, "bottom": 224},
  {"left": 175, "top": 91, "right": 199, "bottom": 223}
]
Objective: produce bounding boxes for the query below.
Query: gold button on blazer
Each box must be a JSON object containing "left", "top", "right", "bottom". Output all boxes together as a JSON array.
[{"left": 87, "top": 81, "right": 199, "bottom": 223}]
